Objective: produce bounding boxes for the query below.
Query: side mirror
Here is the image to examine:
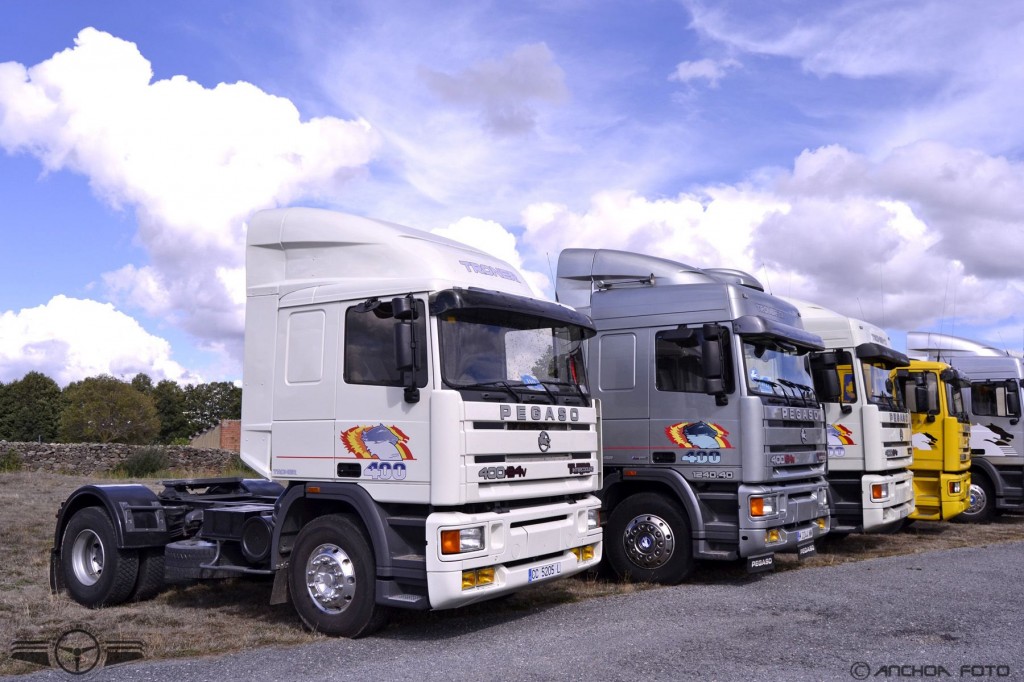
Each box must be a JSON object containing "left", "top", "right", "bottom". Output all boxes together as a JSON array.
[
  {"left": 392, "top": 296, "right": 420, "bottom": 403},
  {"left": 701, "top": 324, "right": 727, "bottom": 405},
  {"left": 809, "top": 351, "right": 840, "bottom": 403}
]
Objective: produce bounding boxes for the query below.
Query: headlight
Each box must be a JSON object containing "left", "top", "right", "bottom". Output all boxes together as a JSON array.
[
  {"left": 441, "top": 526, "right": 485, "bottom": 554},
  {"left": 750, "top": 496, "right": 776, "bottom": 517},
  {"left": 587, "top": 508, "right": 600, "bottom": 531},
  {"left": 949, "top": 481, "right": 962, "bottom": 495},
  {"left": 871, "top": 483, "right": 890, "bottom": 501}
]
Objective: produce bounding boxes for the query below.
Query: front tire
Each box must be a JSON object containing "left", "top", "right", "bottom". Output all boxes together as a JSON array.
[
  {"left": 60, "top": 507, "right": 139, "bottom": 607},
  {"left": 288, "top": 514, "right": 389, "bottom": 637},
  {"left": 606, "top": 493, "right": 694, "bottom": 584},
  {"left": 956, "top": 474, "right": 995, "bottom": 523}
]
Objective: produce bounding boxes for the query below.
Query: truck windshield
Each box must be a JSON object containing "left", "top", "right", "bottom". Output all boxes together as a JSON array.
[
  {"left": 862, "top": 361, "right": 904, "bottom": 411},
  {"left": 742, "top": 340, "right": 817, "bottom": 406},
  {"left": 438, "top": 312, "right": 589, "bottom": 403},
  {"left": 945, "top": 382, "right": 967, "bottom": 422}
]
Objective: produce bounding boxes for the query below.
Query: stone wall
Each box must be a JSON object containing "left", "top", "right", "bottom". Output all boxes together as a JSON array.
[{"left": 0, "top": 441, "right": 237, "bottom": 476}]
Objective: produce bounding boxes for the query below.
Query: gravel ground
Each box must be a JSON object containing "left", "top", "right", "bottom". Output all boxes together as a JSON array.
[{"left": 12, "top": 540, "right": 1024, "bottom": 681}]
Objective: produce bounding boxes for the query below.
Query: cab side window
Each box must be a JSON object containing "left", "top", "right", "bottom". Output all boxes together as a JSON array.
[
  {"left": 344, "top": 301, "right": 427, "bottom": 387},
  {"left": 655, "top": 328, "right": 731, "bottom": 393}
]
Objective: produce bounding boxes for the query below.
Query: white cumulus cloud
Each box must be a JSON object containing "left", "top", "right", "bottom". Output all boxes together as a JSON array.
[
  {"left": 0, "top": 28, "right": 380, "bottom": 359},
  {"left": 0, "top": 296, "right": 194, "bottom": 386}
]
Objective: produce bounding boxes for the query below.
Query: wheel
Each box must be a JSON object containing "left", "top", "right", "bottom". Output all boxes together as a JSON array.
[
  {"left": 60, "top": 507, "right": 139, "bottom": 607},
  {"left": 605, "top": 493, "right": 693, "bottom": 585},
  {"left": 955, "top": 474, "right": 995, "bottom": 523},
  {"left": 129, "top": 548, "right": 166, "bottom": 601},
  {"left": 288, "top": 514, "right": 390, "bottom": 637}
]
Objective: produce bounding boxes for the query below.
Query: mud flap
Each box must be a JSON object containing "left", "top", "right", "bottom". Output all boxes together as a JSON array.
[
  {"left": 797, "top": 542, "right": 817, "bottom": 561},
  {"left": 270, "top": 567, "right": 290, "bottom": 605},
  {"left": 747, "top": 554, "right": 775, "bottom": 573}
]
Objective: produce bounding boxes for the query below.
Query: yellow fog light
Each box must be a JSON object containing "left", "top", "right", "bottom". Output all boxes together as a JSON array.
[
  {"left": 582, "top": 545, "right": 595, "bottom": 561},
  {"left": 766, "top": 529, "right": 781, "bottom": 543},
  {"left": 462, "top": 570, "right": 478, "bottom": 590},
  {"left": 476, "top": 567, "right": 495, "bottom": 586},
  {"left": 816, "top": 517, "right": 827, "bottom": 530}
]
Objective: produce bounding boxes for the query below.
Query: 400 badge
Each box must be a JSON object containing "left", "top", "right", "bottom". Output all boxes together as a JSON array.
[{"left": 363, "top": 461, "right": 408, "bottom": 481}]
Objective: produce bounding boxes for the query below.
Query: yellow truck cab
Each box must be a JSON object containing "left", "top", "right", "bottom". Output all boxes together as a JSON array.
[{"left": 892, "top": 360, "right": 971, "bottom": 521}]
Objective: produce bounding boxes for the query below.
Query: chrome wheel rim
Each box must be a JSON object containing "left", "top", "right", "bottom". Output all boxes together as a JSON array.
[
  {"left": 71, "top": 529, "right": 104, "bottom": 586},
  {"left": 305, "top": 543, "right": 356, "bottom": 614},
  {"left": 966, "top": 483, "right": 988, "bottom": 516},
  {"left": 622, "top": 514, "right": 675, "bottom": 569}
]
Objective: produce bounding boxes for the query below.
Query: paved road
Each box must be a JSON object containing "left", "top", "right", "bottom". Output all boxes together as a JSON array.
[{"left": 18, "top": 541, "right": 1024, "bottom": 681}]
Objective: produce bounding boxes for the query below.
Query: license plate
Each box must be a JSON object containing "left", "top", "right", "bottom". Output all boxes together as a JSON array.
[
  {"left": 528, "top": 562, "right": 562, "bottom": 582},
  {"left": 796, "top": 528, "right": 813, "bottom": 542}
]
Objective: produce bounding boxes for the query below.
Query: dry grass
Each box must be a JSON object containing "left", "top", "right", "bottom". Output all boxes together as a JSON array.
[{"left": 1, "top": 470, "right": 1022, "bottom": 675}]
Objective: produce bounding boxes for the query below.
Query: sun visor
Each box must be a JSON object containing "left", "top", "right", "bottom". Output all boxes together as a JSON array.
[{"left": 732, "top": 315, "right": 825, "bottom": 352}]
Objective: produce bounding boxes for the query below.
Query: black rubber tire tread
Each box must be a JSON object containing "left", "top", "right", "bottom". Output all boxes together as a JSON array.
[
  {"left": 129, "top": 548, "right": 166, "bottom": 601},
  {"left": 288, "top": 514, "right": 390, "bottom": 637},
  {"left": 954, "top": 473, "right": 995, "bottom": 523},
  {"left": 60, "top": 506, "right": 139, "bottom": 607},
  {"left": 605, "top": 492, "right": 694, "bottom": 585}
]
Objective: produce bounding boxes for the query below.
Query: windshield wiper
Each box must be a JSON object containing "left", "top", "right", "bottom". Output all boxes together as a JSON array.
[
  {"left": 778, "top": 379, "right": 817, "bottom": 404},
  {"left": 538, "top": 379, "right": 589, "bottom": 403},
  {"left": 753, "top": 377, "right": 791, "bottom": 403},
  {"left": 450, "top": 380, "right": 525, "bottom": 401}
]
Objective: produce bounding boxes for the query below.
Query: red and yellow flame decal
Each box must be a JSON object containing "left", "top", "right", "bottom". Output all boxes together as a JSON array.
[
  {"left": 340, "top": 425, "right": 415, "bottom": 460},
  {"left": 665, "top": 422, "right": 733, "bottom": 449},
  {"left": 830, "top": 424, "right": 855, "bottom": 445}
]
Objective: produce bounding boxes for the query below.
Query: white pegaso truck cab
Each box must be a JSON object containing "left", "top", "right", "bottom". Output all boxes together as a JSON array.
[
  {"left": 782, "top": 299, "right": 915, "bottom": 533},
  {"left": 50, "top": 208, "right": 602, "bottom": 637}
]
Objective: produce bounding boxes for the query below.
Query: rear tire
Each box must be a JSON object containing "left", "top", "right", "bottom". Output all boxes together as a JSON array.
[
  {"left": 606, "top": 493, "right": 693, "bottom": 585},
  {"left": 288, "top": 514, "right": 390, "bottom": 637},
  {"left": 60, "top": 506, "right": 139, "bottom": 607},
  {"left": 129, "top": 549, "right": 166, "bottom": 601},
  {"left": 955, "top": 474, "right": 995, "bottom": 523}
]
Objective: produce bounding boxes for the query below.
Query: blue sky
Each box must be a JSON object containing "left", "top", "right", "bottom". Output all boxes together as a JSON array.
[{"left": 2, "top": 0, "right": 1024, "bottom": 385}]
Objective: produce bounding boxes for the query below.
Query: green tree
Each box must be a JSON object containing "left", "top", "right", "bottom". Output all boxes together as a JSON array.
[
  {"left": 60, "top": 375, "right": 160, "bottom": 444},
  {"left": 153, "top": 379, "right": 192, "bottom": 443},
  {"left": 131, "top": 373, "right": 154, "bottom": 395},
  {"left": 0, "top": 371, "right": 63, "bottom": 442},
  {"left": 183, "top": 381, "right": 242, "bottom": 434}
]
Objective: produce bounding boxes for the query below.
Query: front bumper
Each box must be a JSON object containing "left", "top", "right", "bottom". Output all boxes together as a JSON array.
[
  {"left": 425, "top": 495, "right": 602, "bottom": 609},
  {"left": 737, "top": 480, "right": 831, "bottom": 558},
  {"left": 861, "top": 470, "right": 915, "bottom": 532},
  {"left": 909, "top": 470, "right": 971, "bottom": 521}
]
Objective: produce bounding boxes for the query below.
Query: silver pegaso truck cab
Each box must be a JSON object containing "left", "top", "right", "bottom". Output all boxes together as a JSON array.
[{"left": 556, "top": 248, "right": 831, "bottom": 582}]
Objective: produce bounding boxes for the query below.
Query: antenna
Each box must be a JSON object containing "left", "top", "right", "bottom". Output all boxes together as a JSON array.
[
  {"left": 759, "top": 262, "right": 773, "bottom": 295},
  {"left": 857, "top": 297, "right": 865, "bottom": 320},
  {"left": 547, "top": 252, "right": 557, "bottom": 302},
  {"left": 879, "top": 265, "right": 885, "bottom": 328}
]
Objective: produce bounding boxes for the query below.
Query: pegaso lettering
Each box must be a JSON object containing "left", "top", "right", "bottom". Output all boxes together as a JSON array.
[
  {"left": 459, "top": 260, "right": 520, "bottom": 283},
  {"left": 779, "top": 407, "right": 820, "bottom": 421},
  {"left": 500, "top": 405, "right": 580, "bottom": 422}
]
